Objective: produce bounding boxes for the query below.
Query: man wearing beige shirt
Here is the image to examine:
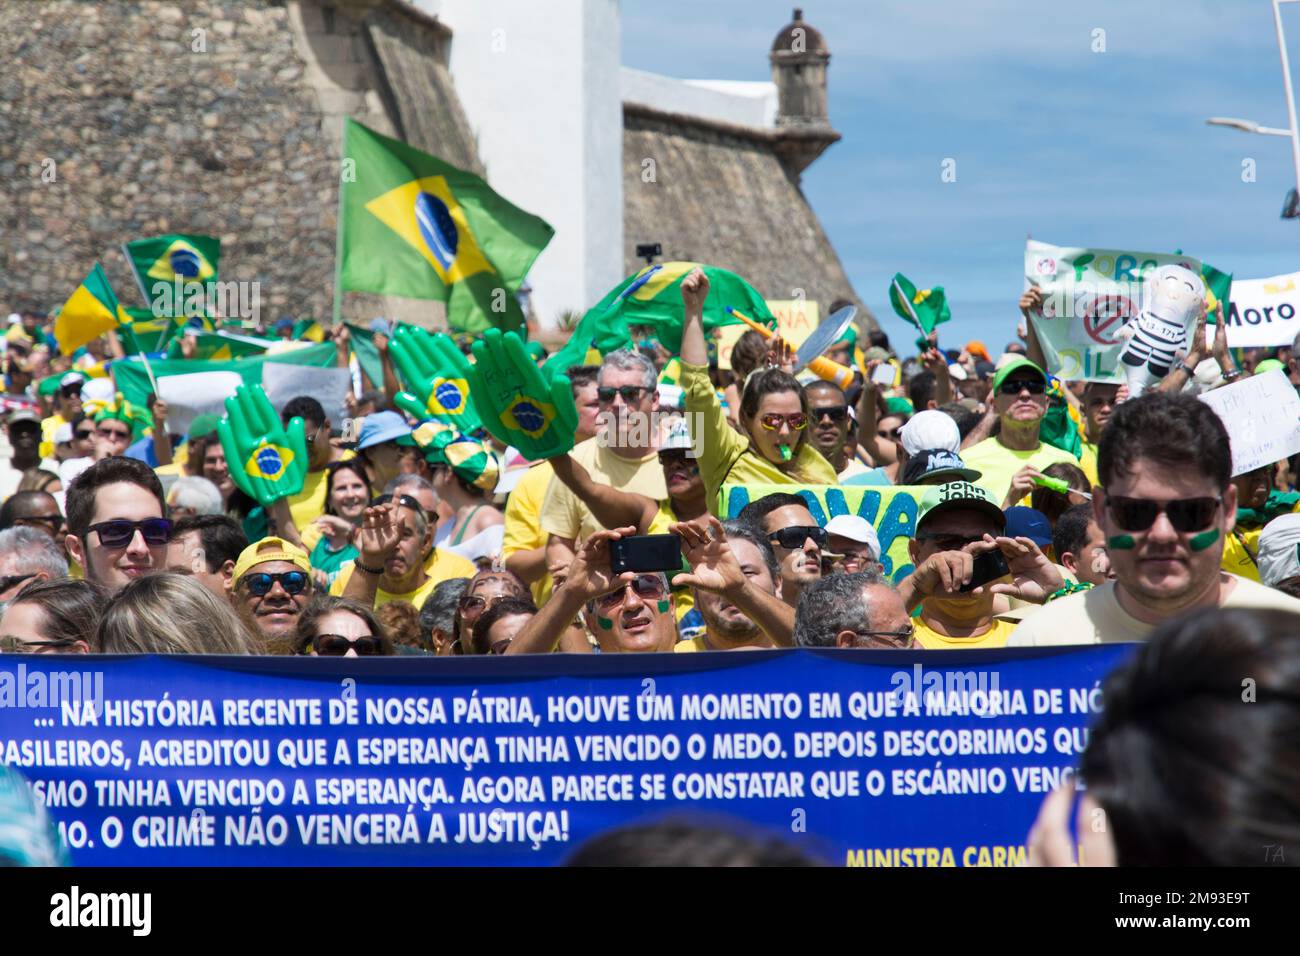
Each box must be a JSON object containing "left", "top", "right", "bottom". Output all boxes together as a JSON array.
[{"left": 1010, "top": 392, "right": 1300, "bottom": 646}]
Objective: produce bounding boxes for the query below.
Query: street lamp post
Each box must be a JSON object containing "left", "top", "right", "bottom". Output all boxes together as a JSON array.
[{"left": 1206, "top": 0, "right": 1300, "bottom": 218}]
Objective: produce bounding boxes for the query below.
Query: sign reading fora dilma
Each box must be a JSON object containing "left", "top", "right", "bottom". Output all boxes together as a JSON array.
[{"left": 0, "top": 648, "right": 1131, "bottom": 867}]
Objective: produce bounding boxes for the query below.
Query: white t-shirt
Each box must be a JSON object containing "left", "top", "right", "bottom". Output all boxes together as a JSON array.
[{"left": 1008, "top": 575, "right": 1300, "bottom": 646}]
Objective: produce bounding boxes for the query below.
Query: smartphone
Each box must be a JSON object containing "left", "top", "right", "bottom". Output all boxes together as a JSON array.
[
  {"left": 871, "top": 363, "right": 895, "bottom": 387},
  {"left": 960, "top": 549, "right": 1010, "bottom": 593},
  {"left": 609, "top": 534, "right": 682, "bottom": 574}
]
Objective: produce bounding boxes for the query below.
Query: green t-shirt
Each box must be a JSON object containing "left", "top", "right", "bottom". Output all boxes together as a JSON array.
[{"left": 310, "top": 536, "right": 359, "bottom": 588}]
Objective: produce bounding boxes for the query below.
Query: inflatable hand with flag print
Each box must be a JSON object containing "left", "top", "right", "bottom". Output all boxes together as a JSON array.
[
  {"left": 467, "top": 329, "right": 578, "bottom": 460},
  {"left": 216, "top": 384, "right": 308, "bottom": 506},
  {"left": 389, "top": 324, "right": 482, "bottom": 432}
]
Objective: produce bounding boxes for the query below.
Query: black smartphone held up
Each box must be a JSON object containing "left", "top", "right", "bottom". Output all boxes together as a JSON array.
[
  {"left": 609, "top": 534, "right": 682, "bottom": 574},
  {"left": 959, "top": 549, "right": 1010, "bottom": 593}
]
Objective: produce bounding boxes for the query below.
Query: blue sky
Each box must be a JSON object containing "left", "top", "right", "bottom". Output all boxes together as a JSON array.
[{"left": 621, "top": 0, "right": 1300, "bottom": 350}]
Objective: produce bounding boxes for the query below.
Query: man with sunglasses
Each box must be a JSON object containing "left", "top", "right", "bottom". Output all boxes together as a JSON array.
[
  {"left": 0, "top": 409, "right": 56, "bottom": 499},
  {"left": 899, "top": 481, "right": 1064, "bottom": 649},
  {"left": 228, "top": 537, "right": 315, "bottom": 652},
  {"left": 541, "top": 350, "right": 667, "bottom": 582},
  {"left": 806, "top": 381, "right": 871, "bottom": 481},
  {"left": 0, "top": 491, "right": 64, "bottom": 541},
  {"left": 737, "top": 493, "right": 824, "bottom": 609},
  {"left": 794, "top": 569, "right": 913, "bottom": 649},
  {"left": 959, "top": 357, "right": 1077, "bottom": 505},
  {"left": 0, "top": 526, "right": 69, "bottom": 610},
  {"left": 1010, "top": 392, "right": 1300, "bottom": 646},
  {"left": 39, "top": 372, "right": 85, "bottom": 460},
  {"left": 63, "top": 456, "right": 170, "bottom": 593}
]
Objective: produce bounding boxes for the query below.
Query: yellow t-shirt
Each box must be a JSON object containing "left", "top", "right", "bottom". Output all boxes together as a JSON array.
[
  {"left": 913, "top": 616, "right": 1017, "bottom": 650},
  {"left": 1077, "top": 441, "right": 1099, "bottom": 488},
  {"left": 285, "top": 450, "right": 356, "bottom": 532},
  {"left": 540, "top": 437, "right": 666, "bottom": 545},
  {"left": 501, "top": 461, "right": 555, "bottom": 606},
  {"left": 40, "top": 414, "right": 68, "bottom": 461},
  {"left": 681, "top": 361, "right": 837, "bottom": 515},
  {"left": 960, "top": 436, "right": 1078, "bottom": 505},
  {"left": 1008, "top": 575, "right": 1300, "bottom": 646},
  {"left": 329, "top": 548, "right": 476, "bottom": 609}
]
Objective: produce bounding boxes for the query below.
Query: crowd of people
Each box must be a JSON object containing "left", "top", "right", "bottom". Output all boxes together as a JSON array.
[{"left": 1, "top": 267, "right": 1299, "bottom": 659}]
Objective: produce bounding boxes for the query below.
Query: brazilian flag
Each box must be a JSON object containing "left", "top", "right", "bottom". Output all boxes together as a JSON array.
[
  {"left": 165, "top": 329, "right": 273, "bottom": 361},
  {"left": 545, "top": 262, "right": 765, "bottom": 377},
  {"left": 889, "top": 272, "right": 951, "bottom": 335},
  {"left": 339, "top": 118, "right": 554, "bottom": 336},
  {"left": 291, "top": 318, "right": 327, "bottom": 342},
  {"left": 124, "top": 234, "right": 221, "bottom": 292},
  {"left": 53, "top": 263, "right": 132, "bottom": 354}
]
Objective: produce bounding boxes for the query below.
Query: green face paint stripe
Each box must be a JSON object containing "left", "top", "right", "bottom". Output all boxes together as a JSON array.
[
  {"left": 656, "top": 600, "right": 670, "bottom": 613},
  {"left": 595, "top": 616, "right": 614, "bottom": 631},
  {"left": 1107, "top": 535, "right": 1135, "bottom": 551},
  {"left": 1189, "top": 529, "right": 1220, "bottom": 552}
]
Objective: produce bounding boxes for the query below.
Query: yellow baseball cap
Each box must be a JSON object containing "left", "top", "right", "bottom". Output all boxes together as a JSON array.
[{"left": 232, "top": 537, "right": 312, "bottom": 583}]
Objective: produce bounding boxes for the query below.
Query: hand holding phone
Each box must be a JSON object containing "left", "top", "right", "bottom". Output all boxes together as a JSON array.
[{"left": 609, "top": 534, "right": 682, "bottom": 574}]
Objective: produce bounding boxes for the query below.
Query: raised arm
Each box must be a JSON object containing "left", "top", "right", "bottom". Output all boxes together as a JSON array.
[
  {"left": 548, "top": 453, "right": 659, "bottom": 534},
  {"left": 1020, "top": 287, "right": 1049, "bottom": 371},
  {"left": 680, "top": 267, "right": 709, "bottom": 367},
  {"left": 341, "top": 502, "right": 400, "bottom": 608},
  {"left": 855, "top": 362, "right": 886, "bottom": 465}
]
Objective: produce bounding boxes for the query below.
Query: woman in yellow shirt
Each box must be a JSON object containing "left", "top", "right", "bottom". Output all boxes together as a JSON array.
[{"left": 678, "top": 268, "right": 837, "bottom": 514}]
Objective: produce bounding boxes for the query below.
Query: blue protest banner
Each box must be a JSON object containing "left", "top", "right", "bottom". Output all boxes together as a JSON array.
[{"left": 0, "top": 646, "right": 1132, "bottom": 866}]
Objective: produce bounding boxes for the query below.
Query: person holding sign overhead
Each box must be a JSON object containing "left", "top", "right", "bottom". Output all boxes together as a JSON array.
[{"left": 678, "top": 267, "right": 837, "bottom": 514}]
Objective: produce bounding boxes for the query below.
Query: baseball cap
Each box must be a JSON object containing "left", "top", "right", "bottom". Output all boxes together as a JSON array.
[
  {"left": 1257, "top": 513, "right": 1300, "bottom": 587},
  {"left": 900, "top": 409, "right": 960, "bottom": 456},
  {"left": 396, "top": 419, "right": 454, "bottom": 451},
  {"left": 232, "top": 537, "right": 312, "bottom": 583},
  {"left": 5, "top": 408, "right": 40, "bottom": 428},
  {"left": 916, "top": 481, "right": 1006, "bottom": 532},
  {"left": 355, "top": 411, "right": 412, "bottom": 450},
  {"left": 991, "top": 356, "right": 1047, "bottom": 395},
  {"left": 824, "top": 514, "right": 881, "bottom": 560},
  {"left": 658, "top": 417, "right": 694, "bottom": 454},
  {"left": 900, "top": 447, "right": 982, "bottom": 485},
  {"left": 59, "top": 372, "right": 86, "bottom": 391},
  {"left": 188, "top": 414, "right": 220, "bottom": 441},
  {"left": 274, "top": 317, "right": 295, "bottom": 332},
  {"left": 1002, "top": 506, "right": 1053, "bottom": 549},
  {"left": 882, "top": 396, "right": 914, "bottom": 418}
]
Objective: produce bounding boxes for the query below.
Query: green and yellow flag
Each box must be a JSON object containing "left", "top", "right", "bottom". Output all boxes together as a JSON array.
[
  {"left": 53, "top": 263, "right": 131, "bottom": 354},
  {"left": 124, "top": 234, "right": 221, "bottom": 292},
  {"left": 889, "top": 272, "right": 951, "bottom": 335},
  {"left": 545, "top": 262, "right": 765, "bottom": 375},
  {"left": 339, "top": 118, "right": 554, "bottom": 336}
]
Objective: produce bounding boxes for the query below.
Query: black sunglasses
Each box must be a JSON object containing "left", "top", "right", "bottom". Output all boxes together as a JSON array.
[
  {"left": 59, "top": 384, "right": 82, "bottom": 398},
  {"left": 769, "top": 526, "right": 828, "bottom": 550},
  {"left": 596, "top": 385, "right": 650, "bottom": 405},
  {"left": 242, "top": 570, "right": 310, "bottom": 597},
  {"left": 998, "top": 378, "right": 1047, "bottom": 396},
  {"left": 87, "top": 517, "right": 173, "bottom": 549},
  {"left": 813, "top": 405, "right": 849, "bottom": 422},
  {"left": 312, "top": 633, "right": 382, "bottom": 656},
  {"left": 595, "top": 574, "right": 667, "bottom": 610},
  {"left": 73, "top": 428, "right": 94, "bottom": 440},
  {"left": 0, "top": 572, "right": 37, "bottom": 593},
  {"left": 1107, "top": 496, "right": 1221, "bottom": 533},
  {"left": 371, "top": 493, "right": 424, "bottom": 513},
  {"left": 15, "top": 515, "right": 62, "bottom": 532}
]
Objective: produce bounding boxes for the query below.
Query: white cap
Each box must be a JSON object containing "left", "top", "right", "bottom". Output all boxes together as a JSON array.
[
  {"left": 1258, "top": 513, "right": 1300, "bottom": 587},
  {"left": 824, "top": 514, "right": 881, "bottom": 560},
  {"left": 7, "top": 313, "right": 22, "bottom": 326},
  {"left": 658, "top": 416, "right": 694, "bottom": 452},
  {"left": 900, "top": 409, "right": 960, "bottom": 456},
  {"left": 947, "top": 362, "right": 968, "bottom": 381}
]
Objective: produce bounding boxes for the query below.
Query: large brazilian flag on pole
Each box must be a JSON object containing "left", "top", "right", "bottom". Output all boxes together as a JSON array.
[{"left": 337, "top": 118, "right": 554, "bottom": 337}]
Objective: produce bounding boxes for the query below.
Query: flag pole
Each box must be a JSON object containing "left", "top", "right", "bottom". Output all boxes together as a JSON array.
[{"left": 332, "top": 118, "right": 347, "bottom": 331}]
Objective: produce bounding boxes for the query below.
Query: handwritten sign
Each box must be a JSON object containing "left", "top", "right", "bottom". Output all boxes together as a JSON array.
[
  {"left": 1199, "top": 369, "right": 1300, "bottom": 476},
  {"left": 767, "top": 299, "right": 821, "bottom": 348}
]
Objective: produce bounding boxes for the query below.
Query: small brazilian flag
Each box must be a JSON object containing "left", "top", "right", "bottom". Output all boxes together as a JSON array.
[
  {"left": 53, "top": 263, "right": 132, "bottom": 354},
  {"left": 339, "top": 118, "right": 554, "bottom": 336},
  {"left": 889, "top": 272, "right": 951, "bottom": 336},
  {"left": 124, "top": 234, "right": 221, "bottom": 296}
]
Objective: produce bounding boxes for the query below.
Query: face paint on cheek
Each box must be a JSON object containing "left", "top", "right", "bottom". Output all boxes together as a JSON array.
[
  {"left": 656, "top": 600, "right": 670, "bottom": 613},
  {"left": 1107, "top": 535, "right": 1136, "bottom": 551},
  {"left": 1189, "top": 529, "right": 1220, "bottom": 552},
  {"left": 595, "top": 616, "right": 614, "bottom": 631}
]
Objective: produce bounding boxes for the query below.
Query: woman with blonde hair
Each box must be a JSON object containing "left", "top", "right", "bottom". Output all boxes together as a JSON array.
[{"left": 97, "top": 572, "right": 260, "bottom": 655}]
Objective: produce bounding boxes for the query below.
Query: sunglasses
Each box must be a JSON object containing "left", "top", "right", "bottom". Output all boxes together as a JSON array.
[
  {"left": 371, "top": 493, "right": 424, "bottom": 514},
  {"left": 759, "top": 412, "right": 808, "bottom": 431},
  {"left": 853, "top": 626, "right": 916, "bottom": 650},
  {"left": 877, "top": 426, "right": 903, "bottom": 440},
  {"left": 596, "top": 385, "right": 651, "bottom": 405},
  {"left": 74, "top": 428, "right": 94, "bottom": 441},
  {"left": 242, "top": 570, "right": 310, "bottom": 597},
  {"left": 915, "top": 531, "right": 987, "bottom": 551},
  {"left": 768, "top": 526, "right": 828, "bottom": 550},
  {"left": 97, "top": 426, "right": 131, "bottom": 440},
  {"left": 312, "top": 633, "right": 383, "bottom": 656},
  {"left": 0, "top": 636, "right": 78, "bottom": 653},
  {"left": 87, "top": 517, "right": 173, "bottom": 549},
  {"left": 595, "top": 574, "right": 667, "bottom": 610},
  {"left": 59, "top": 385, "right": 82, "bottom": 398},
  {"left": 998, "top": 378, "right": 1047, "bottom": 396},
  {"left": 460, "top": 592, "right": 512, "bottom": 616},
  {"left": 1106, "top": 495, "right": 1221, "bottom": 533},
  {"left": 813, "top": 405, "right": 849, "bottom": 423}
]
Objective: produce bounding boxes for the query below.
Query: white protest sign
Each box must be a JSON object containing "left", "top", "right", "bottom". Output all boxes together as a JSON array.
[
  {"left": 1224, "top": 271, "right": 1300, "bottom": 348},
  {"left": 1199, "top": 369, "right": 1300, "bottom": 476},
  {"left": 157, "top": 371, "right": 244, "bottom": 437},
  {"left": 1024, "top": 240, "right": 1228, "bottom": 383},
  {"left": 263, "top": 363, "right": 352, "bottom": 434}
]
